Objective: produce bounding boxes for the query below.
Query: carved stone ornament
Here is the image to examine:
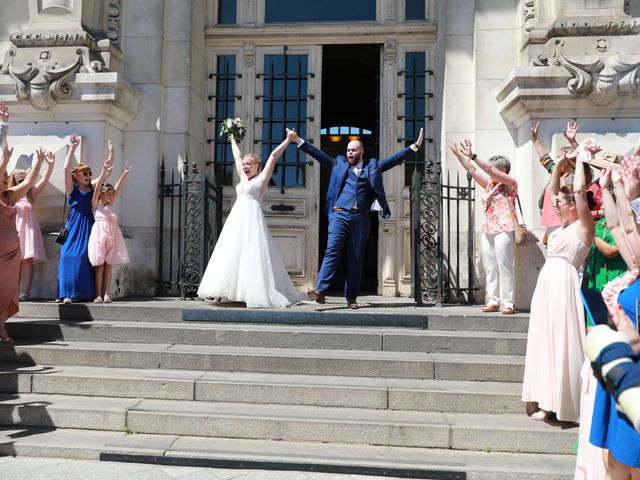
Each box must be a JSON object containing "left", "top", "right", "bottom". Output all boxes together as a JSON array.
[
  {"left": 551, "top": 17, "right": 640, "bottom": 36},
  {"left": 107, "top": 0, "right": 122, "bottom": 49},
  {"left": 383, "top": 41, "right": 398, "bottom": 64},
  {"left": 1, "top": 31, "right": 108, "bottom": 110},
  {"left": 538, "top": 39, "right": 640, "bottom": 106},
  {"left": 523, "top": 1, "right": 536, "bottom": 32}
]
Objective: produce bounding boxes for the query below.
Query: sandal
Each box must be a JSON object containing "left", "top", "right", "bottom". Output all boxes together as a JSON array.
[
  {"left": 502, "top": 307, "right": 516, "bottom": 315},
  {"left": 62, "top": 297, "right": 73, "bottom": 304},
  {"left": 481, "top": 304, "right": 500, "bottom": 313},
  {"left": 103, "top": 295, "right": 112, "bottom": 304},
  {"left": 531, "top": 409, "right": 550, "bottom": 421},
  {"left": 93, "top": 296, "right": 103, "bottom": 303}
]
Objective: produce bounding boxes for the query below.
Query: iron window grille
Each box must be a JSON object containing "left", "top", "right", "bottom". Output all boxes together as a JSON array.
[
  {"left": 255, "top": 49, "right": 314, "bottom": 193},
  {"left": 398, "top": 51, "right": 434, "bottom": 186},
  {"left": 207, "top": 55, "right": 241, "bottom": 186}
]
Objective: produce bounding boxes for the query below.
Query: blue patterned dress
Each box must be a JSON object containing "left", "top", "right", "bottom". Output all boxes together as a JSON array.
[{"left": 57, "top": 186, "right": 95, "bottom": 300}]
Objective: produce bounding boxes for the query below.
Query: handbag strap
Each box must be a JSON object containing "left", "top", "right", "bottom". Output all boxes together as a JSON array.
[
  {"left": 515, "top": 194, "right": 526, "bottom": 226},
  {"left": 61, "top": 192, "right": 69, "bottom": 225}
]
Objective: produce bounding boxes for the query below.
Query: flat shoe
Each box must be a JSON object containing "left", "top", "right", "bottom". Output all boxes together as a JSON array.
[
  {"left": 307, "top": 290, "right": 326, "bottom": 304},
  {"left": 531, "top": 409, "right": 550, "bottom": 421},
  {"left": 0, "top": 336, "right": 14, "bottom": 344},
  {"left": 103, "top": 295, "right": 112, "bottom": 304},
  {"left": 94, "top": 297, "right": 103, "bottom": 303},
  {"left": 481, "top": 304, "right": 499, "bottom": 313},
  {"left": 502, "top": 307, "right": 516, "bottom": 315},
  {"left": 62, "top": 297, "right": 73, "bottom": 304}
]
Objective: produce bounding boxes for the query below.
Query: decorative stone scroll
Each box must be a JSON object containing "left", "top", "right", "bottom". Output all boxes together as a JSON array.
[
  {"left": 523, "top": 1, "right": 536, "bottom": 32},
  {"left": 1, "top": 30, "right": 109, "bottom": 111},
  {"left": 107, "top": 0, "right": 121, "bottom": 49},
  {"left": 536, "top": 39, "right": 640, "bottom": 106}
]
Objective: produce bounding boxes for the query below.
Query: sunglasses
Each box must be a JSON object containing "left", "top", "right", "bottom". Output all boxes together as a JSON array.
[
  {"left": 76, "top": 171, "right": 92, "bottom": 177},
  {"left": 554, "top": 198, "right": 570, "bottom": 207}
]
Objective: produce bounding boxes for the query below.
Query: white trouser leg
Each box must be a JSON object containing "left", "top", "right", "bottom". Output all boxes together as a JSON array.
[
  {"left": 481, "top": 233, "right": 500, "bottom": 306},
  {"left": 494, "top": 231, "right": 515, "bottom": 309}
]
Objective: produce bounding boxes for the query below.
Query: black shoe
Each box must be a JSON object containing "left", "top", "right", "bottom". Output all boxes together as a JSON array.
[{"left": 308, "top": 290, "right": 326, "bottom": 303}]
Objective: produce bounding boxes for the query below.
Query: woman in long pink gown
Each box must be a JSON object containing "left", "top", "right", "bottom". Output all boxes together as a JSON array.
[
  {"left": 522, "top": 151, "right": 595, "bottom": 422},
  {"left": 0, "top": 143, "right": 45, "bottom": 342}
]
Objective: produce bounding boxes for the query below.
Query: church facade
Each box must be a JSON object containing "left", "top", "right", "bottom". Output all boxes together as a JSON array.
[{"left": 1, "top": 1, "right": 639, "bottom": 304}]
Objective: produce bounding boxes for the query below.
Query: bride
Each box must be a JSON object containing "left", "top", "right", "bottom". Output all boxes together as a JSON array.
[{"left": 197, "top": 129, "right": 304, "bottom": 308}]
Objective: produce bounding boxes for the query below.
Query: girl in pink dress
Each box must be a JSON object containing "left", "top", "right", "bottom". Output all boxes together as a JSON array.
[
  {"left": 522, "top": 146, "right": 596, "bottom": 422},
  {"left": 87, "top": 145, "right": 132, "bottom": 304},
  {"left": 8, "top": 150, "right": 55, "bottom": 300},
  {"left": 0, "top": 141, "right": 46, "bottom": 342}
]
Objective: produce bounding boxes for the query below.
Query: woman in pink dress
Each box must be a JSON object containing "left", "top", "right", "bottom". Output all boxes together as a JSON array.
[
  {"left": 522, "top": 148, "right": 596, "bottom": 422},
  {"left": 450, "top": 140, "right": 518, "bottom": 314},
  {"left": 8, "top": 150, "right": 56, "bottom": 300},
  {"left": 0, "top": 142, "right": 45, "bottom": 342},
  {"left": 87, "top": 147, "right": 131, "bottom": 304}
]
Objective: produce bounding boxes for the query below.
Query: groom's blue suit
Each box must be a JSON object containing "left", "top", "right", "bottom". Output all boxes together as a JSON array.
[{"left": 299, "top": 141, "right": 415, "bottom": 300}]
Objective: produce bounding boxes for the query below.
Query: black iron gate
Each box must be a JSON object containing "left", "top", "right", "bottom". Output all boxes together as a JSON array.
[
  {"left": 156, "top": 158, "right": 223, "bottom": 298},
  {"left": 411, "top": 166, "right": 476, "bottom": 305}
]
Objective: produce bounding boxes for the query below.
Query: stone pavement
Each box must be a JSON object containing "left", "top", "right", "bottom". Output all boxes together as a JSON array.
[{"left": 0, "top": 455, "right": 405, "bottom": 480}]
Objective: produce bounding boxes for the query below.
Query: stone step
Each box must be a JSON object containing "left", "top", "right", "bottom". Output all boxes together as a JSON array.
[
  {"left": 0, "top": 365, "right": 524, "bottom": 413},
  {"left": 15, "top": 301, "right": 530, "bottom": 332},
  {"left": 0, "top": 342, "right": 525, "bottom": 381},
  {"left": 0, "top": 427, "right": 575, "bottom": 479},
  {"left": 7, "top": 319, "right": 528, "bottom": 355},
  {"left": 0, "top": 393, "right": 577, "bottom": 454}
]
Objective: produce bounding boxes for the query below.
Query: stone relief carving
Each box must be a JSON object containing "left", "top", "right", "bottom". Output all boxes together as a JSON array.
[
  {"left": 551, "top": 17, "right": 640, "bottom": 36},
  {"left": 243, "top": 43, "right": 255, "bottom": 68},
  {"left": 2, "top": 30, "right": 109, "bottom": 111},
  {"left": 39, "top": 0, "right": 74, "bottom": 14},
  {"left": 383, "top": 41, "right": 398, "bottom": 64},
  {"left": 536, "top": 39, "right": 640, "bottom": 106},
  {"left": 107, "top": 0, "right": 121, "bottom": 49},
  {"left": 523, "top": 1, "right": 536, "bottom": 32}
]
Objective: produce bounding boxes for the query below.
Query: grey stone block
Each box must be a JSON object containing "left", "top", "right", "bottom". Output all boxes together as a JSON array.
[{"left": 383, "top": 331, "right": 527, "bottom": 355}]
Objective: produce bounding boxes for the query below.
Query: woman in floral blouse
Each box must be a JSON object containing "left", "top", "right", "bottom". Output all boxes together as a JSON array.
[{"left": 450, "top": 140, "right": 518, "bottom": 314}]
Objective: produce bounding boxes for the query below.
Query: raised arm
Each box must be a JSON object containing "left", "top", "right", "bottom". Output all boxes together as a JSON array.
[
  {"left": 288, "top": 128, "right": 335, "bottom": 169},
  {"left": 612, "top": 165, "right": 640, "bottom": 262},
  {"left": 0, "top": 141, "right": 12, "bottom": 180},
  {"left": 32, "top": 150, "right": 56, "bottom": 198},
  {"left": 94, "top": 139, "right": 114, "bottom": 187},
  {"left": 449, "top": 142, "right": 489, "bottom": 190},
  {"left": 0, "top": 102, "right": 9, "bottom": 146},
  {"left": 230, "top": 136, "right": 245, "bottom": 179},
  {"left": 64, "top": 133, "right": 80, "bottom": 196},
  {"left": 548, "top": 154, "right": 568, "bottom": 208},
  {"left": 530, "top": 121, "right": 550, "bottom": 164},
  {"left": 460, "top": 139, "right": 514, "bottom": 187},
  {"left": 259, "top": 132, "right": 292, "bottom": 189},
  {"left": 7, "top": 148, "right": 46, "bottom": 204},
  {"left": 379, "top": 127, "right": 425, "bottom": 172},
  {"left": 91, "top": 156, "right": 113, "bottom": 210},
  {"left": 573, "top": 158, "right": 595, "bottom": 246},
  {"left": 600, "top": 167, "right": 635, "bottom": 268},
  {"left": 112, "top": 161, "right": 133, "bottom": 203}
]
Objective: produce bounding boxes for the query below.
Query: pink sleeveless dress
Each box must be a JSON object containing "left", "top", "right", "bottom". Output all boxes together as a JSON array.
[
  {"left": 88, "top": 204, "right": 129, "bottom": 266},
  {"left": 521, "top": 221, "right": 589, "bottom": 422},
  {"left": 15, "top": 196, "right": 46, "bottom": 262},
  {"left": 0, "top": 199, "right": 20, "bottom": 317}
]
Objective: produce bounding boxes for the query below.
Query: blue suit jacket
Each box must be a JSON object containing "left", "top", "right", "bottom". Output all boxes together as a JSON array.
[{"left": 300, "top": 142, "right": 414, "bottom": 219}]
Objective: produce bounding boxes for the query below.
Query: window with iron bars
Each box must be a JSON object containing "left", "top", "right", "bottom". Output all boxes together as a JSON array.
[
  {"left": 256, "top": 53, "right": 311, "bottom": 192},
  {"left": 208, "top": 55, "right": 239, "bottom": 186},
  {"left": 401, "top": 51, "right": 433, "bottom": 186}
]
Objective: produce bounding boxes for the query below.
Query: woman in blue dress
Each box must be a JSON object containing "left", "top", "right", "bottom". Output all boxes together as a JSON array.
[{"left": 57, "top": 135, "right": 112, "bottom": 303}]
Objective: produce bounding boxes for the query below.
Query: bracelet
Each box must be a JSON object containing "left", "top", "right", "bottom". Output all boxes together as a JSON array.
[{"left": 470, "top": 153, "right": 477, "bottom": 161}]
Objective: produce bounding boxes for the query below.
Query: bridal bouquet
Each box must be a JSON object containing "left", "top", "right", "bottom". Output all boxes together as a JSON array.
[{"left": 220, "top": 117, "right": 247, "bottom": 141}]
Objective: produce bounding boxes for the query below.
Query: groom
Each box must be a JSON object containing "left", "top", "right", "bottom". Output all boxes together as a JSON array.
[{"left": 288, "top": 127, "right": 425, "bottom": 309}]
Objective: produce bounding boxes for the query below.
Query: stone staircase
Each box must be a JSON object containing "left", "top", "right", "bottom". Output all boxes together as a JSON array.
[{"left": 0, "top": 300, "right": 577, "bottom": 479}]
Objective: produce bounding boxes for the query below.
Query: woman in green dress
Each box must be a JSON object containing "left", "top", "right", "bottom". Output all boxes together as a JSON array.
[{"left": 584, "top": 216, "right": 627, "bottom": 293}]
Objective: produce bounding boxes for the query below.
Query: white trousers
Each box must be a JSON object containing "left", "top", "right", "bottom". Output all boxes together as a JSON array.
[{"left": 481, "top": 231, "right": 515, "bottom": 309}]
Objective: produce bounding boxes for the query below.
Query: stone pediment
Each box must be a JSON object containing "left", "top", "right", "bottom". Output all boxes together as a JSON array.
[{"left": 497, "top": 37, "right": 640, "bottom": 127}]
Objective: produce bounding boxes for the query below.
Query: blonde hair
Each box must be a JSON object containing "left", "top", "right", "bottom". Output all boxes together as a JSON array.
[
  {"left": 243, "top": 154, "right": 262, "bottom": 173},
  {"left": 8, "top": 169, "right": 33, "bottom": 203}
]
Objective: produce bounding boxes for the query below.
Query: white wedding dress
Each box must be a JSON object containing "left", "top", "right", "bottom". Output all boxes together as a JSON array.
[{"left": 197, "top": 175, "right": 304, "bottom": 308}]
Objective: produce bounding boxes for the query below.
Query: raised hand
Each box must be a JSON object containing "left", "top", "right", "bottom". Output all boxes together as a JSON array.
[
  {"left": 530, "top": 121, "right": 540, "bottom": 142},
  {"left": 415, "top": 128, "right": 425, "bottom": 148},
  {"left": 2, "top": 141, "right": 13, "bottom": 163},
  {"left": 45, "top": 150, "right": 56, "bottom": 166},
  {"left": 563, "top": 120, "right": 580, "bottom": 143},
  {"left": 35, "top": 147, "right": 46, "bottom": 164},
  {"left": 449, "top": 143, "right": 463, "bottom": 160},
  {"left": 123, "top": 161, "right": 133, "bottom": 174},
  {"left": 599, "top": 166, "right": 612, "bottom": 189},
  {"left": 620, "top": 155, "right": 640, "bottom": 200},
  {"left": 68, "top": 133, "right": 80, "bottom": 150},
  {"left": 459, "top": 139, "right": 473, "bottom": 158},
  {"left": 0, "top": 102, "right": 8, "bottom": 123},
  {"left": 286, "top": 128, "right": 299, "bottom": 143}
]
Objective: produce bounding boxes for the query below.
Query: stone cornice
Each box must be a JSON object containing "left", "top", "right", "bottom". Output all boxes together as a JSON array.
[
  {"left": 526, "top": 16, "right": 640, "bottom": 44},
  {"left": 205, "top": 22, "right": 436, "bottom": 46},
  {"left": 10, "top": 30, "right": 102, "bottom": 50},
  {"left": 0, "top": 72, "right": 141, "bottom": 129}
]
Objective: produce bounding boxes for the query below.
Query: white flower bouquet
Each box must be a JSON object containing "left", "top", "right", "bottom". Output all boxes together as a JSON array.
[{"left": 220, "top": 117, "right": 246, "bottom": 141}]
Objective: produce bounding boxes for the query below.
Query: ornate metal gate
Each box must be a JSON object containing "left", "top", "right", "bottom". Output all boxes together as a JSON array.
[
  {"left": 156, "top": 158, "right": 223, "bottom": 298},
  {"left": 411, "top": 166, "right": 476, "bottom": 305}
]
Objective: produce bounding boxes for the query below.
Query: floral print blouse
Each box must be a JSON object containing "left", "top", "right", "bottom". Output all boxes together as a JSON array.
[{"left": 481, "top": 179, "right": 518, "bottom": 235}]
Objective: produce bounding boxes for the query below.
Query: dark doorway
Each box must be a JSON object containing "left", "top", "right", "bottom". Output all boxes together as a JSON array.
[{"left": 319, "top": 44, "right": 380, "bottom": 296}]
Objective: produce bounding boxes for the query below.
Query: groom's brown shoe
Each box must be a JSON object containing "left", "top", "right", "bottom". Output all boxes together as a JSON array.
[{"left": 308, "top": 290, "right": 326, "bottom": 303}]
